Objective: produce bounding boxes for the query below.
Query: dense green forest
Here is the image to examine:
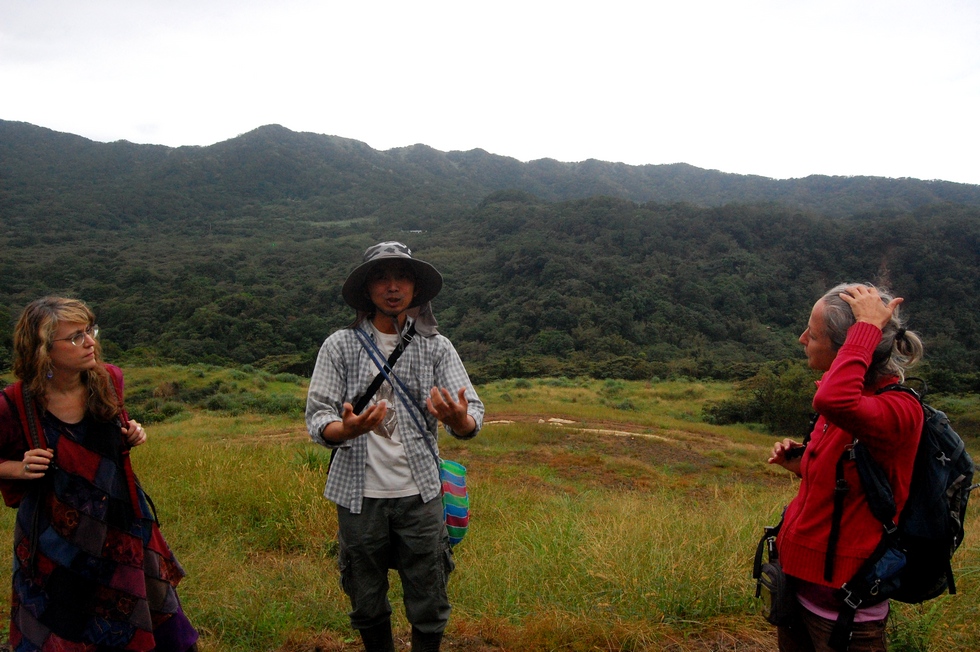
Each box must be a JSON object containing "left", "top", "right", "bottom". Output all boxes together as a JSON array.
[{"left": 2, "top": 120, "right": 980, "bottom": 390}]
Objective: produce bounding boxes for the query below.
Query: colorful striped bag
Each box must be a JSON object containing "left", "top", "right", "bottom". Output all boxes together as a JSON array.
[{"left": 440, "top": 459, "right": 469, "bottom": 547}]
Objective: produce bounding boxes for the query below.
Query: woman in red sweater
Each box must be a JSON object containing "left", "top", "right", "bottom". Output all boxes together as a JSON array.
[{"left": 769, "top": 284, "right": 924, "bottom": 652}]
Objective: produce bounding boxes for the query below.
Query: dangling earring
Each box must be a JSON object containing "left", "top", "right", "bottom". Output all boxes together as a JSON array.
[{"left": 46, "top": 366, "right": 54, "bottom": 379}]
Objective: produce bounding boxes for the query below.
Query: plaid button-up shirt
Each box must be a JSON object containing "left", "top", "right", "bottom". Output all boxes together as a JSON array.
[{"left": 306, "top": 325, "right": 483, "bottom": 513}]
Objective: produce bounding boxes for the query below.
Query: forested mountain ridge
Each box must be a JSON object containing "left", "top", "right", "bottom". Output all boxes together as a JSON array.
[
  {"left": 4, "top": 119, "right": 980, "bottom": 222},
  {"left": 2, "top": 119, "right": 980, "bottom": 391}
]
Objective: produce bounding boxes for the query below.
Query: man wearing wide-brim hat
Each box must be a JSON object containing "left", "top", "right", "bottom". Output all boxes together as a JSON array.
[{"left": 306, "top": 241, "right": 484, "bottom": 652}]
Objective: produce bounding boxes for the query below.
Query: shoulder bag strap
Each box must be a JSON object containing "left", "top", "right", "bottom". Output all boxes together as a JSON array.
[
  {"left": 352, "top": 322, "right": 416, "bottom": 415},
  {"left": 353, "top": 326, "right": 441, "bottom": 467},
  {"left": 103, "top": 366, "right": 158, "bottom": 523},
  {"left": 326, "top": 327, "right": 415, "bottom": 473}
]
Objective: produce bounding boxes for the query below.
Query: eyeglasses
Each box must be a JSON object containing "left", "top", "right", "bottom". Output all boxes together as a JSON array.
[{"left": 52, "top": 325, "right": 99, "bottom": 346}]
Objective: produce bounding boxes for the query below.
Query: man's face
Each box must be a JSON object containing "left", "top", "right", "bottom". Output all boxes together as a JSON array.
[
  {"left": 799, "top": 300, "right": 838, "bottom": 372},
  {"left": 367, "top": 260, "right": 417, "bottom": 319}
]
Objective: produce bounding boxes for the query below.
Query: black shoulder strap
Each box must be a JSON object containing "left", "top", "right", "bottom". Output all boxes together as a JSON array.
[
  {"left": 786, "top": 413, "right": 819, "bottom": 461},
  {"left": 877, "top": 383, "right": 921, "bottom": 401},
  {"left": 827, "top": 382, "right": 923, "bottom": 649},
  {"left": 825, "top": 443, "right": 853, "bottom": 582},
  {"left": 352, "top": 322, "right": 416, "bottom": 415},
  {"left": 327, "top": 323, "right": 419, "bottom": 474},
  {"left": 802, "top": 412, "right": 818, "bottom": 447},
  {"left": 830, "top": 532, "right": 896, "bottom": 651}
]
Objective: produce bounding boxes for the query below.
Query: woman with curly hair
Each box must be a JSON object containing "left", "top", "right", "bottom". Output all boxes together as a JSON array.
[{"left": 0, "top": 297, "right": 198, "bottom": 651}]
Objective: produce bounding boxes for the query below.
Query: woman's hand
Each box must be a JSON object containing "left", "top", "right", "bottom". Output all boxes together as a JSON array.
[
  {"left": 840, "top": 285, "right": 902, "bottom": 330},
  {"left": 768, "top": 438, "right": 804, "bottom": 477},
  {"left": 22, "top": 448, "right": 54, "bottom": 478},
  {"left": 122, "top": 419, "right": 148, "bottom": 447}
]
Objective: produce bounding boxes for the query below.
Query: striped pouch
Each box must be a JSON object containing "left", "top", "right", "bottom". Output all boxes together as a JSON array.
[{"left": 440, "top": 459, "right": 469, "bottom": 547}]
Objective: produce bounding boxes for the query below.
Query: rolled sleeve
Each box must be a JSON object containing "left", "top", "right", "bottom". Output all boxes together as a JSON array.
[
  {"left": 433, "top": 340, "right": 483, "bottom": 440},
  {"left": 305, "top": 334, "right": 351, "bottom": 448}
]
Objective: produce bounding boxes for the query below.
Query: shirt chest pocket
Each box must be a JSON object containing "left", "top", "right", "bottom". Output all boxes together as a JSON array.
[
  {"left": 387, "top": 367, "right": 435, "bottom": 437},
  {"left": 394, "top": 367, "right": 432, "bottom": 408}
]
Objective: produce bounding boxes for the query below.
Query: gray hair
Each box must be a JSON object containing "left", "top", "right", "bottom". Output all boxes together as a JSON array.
[{"left": 820, "top": 283, "right": 924, "bottom": 384}]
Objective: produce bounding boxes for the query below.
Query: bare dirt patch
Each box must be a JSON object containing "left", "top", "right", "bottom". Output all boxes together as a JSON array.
[{"left": 482, "top": 412, "right": 780, "bottom": 490}]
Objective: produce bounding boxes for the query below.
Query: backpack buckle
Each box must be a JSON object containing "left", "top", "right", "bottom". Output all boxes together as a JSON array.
[{"left": 840, "top": 584, "right": 863, "bottom": 610}]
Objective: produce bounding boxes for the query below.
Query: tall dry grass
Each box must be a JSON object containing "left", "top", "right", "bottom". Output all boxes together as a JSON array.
[{"left": 0, "top": 370, "right": 976, "bottom": 651}]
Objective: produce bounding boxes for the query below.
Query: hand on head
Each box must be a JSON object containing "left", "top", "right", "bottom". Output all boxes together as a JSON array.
[{"left": 840, "top": 285, "right": 902, "bottom": 330}]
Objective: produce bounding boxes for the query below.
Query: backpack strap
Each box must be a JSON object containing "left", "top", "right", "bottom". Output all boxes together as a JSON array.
[
  {"left": 824, "top": 443, "right": 853, "bottom": 582},
  {"left": 2, "top": 382, "right": 46, "bottom": 451},
  {"left": 1, "top": 382, "right": 49, "bottom": 569},
  {"left": 829, "top": 532, "right": 896, "bottom": 651},
  {"left": 104, "top": 364, "right": 129, "bottom": 423},
  {"left": 877, "top": 383, "right": 921, "bottom": 402},
  {"left": 785, "top": 413, "right": 819, "bottom": 460},
  {"left": 827, "top": 382, "right": 923, "bottom": 650},
  {"left": 826, "top": 383, "right": 921, "bottom": 576},
  {"left": 0, "top": 385, "right": 43, "bottom": 509}
]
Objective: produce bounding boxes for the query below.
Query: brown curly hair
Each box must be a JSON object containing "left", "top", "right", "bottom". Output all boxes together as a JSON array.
[{"left": 12, "top": 297, "right": 120, "bottom": 422}]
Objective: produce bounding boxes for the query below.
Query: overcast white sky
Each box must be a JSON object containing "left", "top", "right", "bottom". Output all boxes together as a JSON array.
[{"left": 3, "top": 0, "right": 979, "bottom": 184}]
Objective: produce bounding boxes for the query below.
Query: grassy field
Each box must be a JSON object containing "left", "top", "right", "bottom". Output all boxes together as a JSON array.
[{"left": 0, "top": 368, "right": 978, "bottom": 651}]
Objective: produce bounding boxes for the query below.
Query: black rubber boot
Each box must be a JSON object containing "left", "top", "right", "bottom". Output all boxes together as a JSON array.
[
  {"left": 411, "top": 626, "right": 443, "bottom": 652},
  {"left": 359, "top": 619, "right": 396, "bottom": 652}
]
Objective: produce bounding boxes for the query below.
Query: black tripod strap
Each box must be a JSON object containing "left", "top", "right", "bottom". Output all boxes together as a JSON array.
[{"left": 352, "top": 323, "right": 416, "bottom": 415}]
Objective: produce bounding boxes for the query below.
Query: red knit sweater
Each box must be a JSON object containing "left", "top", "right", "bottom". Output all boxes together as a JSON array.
[{"left": 777, "top": 321, "right": 923, "bottom": 587}]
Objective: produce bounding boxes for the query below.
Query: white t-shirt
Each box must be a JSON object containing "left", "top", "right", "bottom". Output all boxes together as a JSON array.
[{"left": 362, "top": 323, "right": 421, "bottom": 498}]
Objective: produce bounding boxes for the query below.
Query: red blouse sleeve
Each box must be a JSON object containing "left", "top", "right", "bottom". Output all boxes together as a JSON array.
[{"left": 813, "top": 321, "right": 923, "bottom": 457}]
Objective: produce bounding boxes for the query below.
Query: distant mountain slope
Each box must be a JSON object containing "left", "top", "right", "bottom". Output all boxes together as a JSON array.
[
  {"left": 3, "top": 120, "right": 980, "bottom": 221},
  {"left": 3, "top": 119, "right": 980, "bottom": 389}
]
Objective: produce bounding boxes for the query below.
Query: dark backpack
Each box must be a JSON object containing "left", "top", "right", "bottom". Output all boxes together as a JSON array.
[{"left": 828, "top": 382, "right": 977, "bottom": 650}]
